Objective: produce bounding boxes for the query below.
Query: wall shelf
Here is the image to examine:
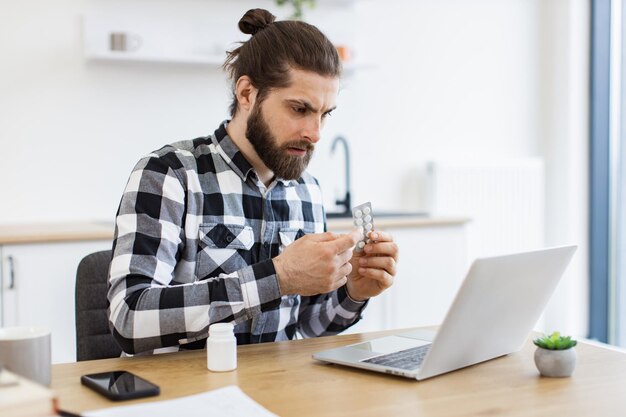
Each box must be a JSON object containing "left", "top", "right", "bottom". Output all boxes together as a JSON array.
[
  {"left": 85, "top": 51, "right": 372, "bottom": 75},
  {"left": 85, "top": 51, "right": 226, "bottom": 66},
  {"left": 82, "top": 14, "right": 232, "bottom": 67},
  {"left": 82, "top": 15, "right": 372, "bottom": 73}
]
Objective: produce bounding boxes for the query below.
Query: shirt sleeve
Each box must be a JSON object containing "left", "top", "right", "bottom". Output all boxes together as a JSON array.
[
  {"left": 107, "top": 154, "right": 281, "bottom": 354},
  {"left": 296, "top": 285, "right": 368, "bottom": 338},
  {"left": 295, "top": 198, "right": 368, "bottom": 337}
]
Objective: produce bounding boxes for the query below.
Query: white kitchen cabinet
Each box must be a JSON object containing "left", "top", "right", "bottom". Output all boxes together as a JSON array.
[
  {"left": 0, "top": 240, "right": 112, "bottom": 364},
  {"left": 329, "top": 220, "right": 469, "bottom": 334}
]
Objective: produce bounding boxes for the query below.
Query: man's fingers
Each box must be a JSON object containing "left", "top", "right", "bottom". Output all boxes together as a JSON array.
[
  {"left": 357, "top": 267, "right": 394, "bottom": 288},
  {"left": 337, "top": 248, "right": 354, "bottom": 265},
  {"left": 337, "top": 262, "right": 352, "bottom": 278},
  {"left": 307, "top": 231, "right": 338, "bottom": 242},
  {"left": 366, "top": 230, "right": 393, "bottom": 243},
  {"left": 358, "top": 256, "right": 397, "bottom": 276},
  {"left": 330, "top": 230, "right": 361, "bottom": 253},
  {"left": 335, "top": 275, "right": 348, "bottom": 289},
  {"left": 364, "top": 241, "right": 399, "bottom": 261}
]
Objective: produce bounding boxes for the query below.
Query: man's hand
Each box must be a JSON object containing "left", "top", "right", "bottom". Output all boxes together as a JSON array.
[
  {"left": 273, "top": 231, "right": 360, "bottom": 296},
  {"left": 346, "top": 231, "right": 398, "bottom": 301}
]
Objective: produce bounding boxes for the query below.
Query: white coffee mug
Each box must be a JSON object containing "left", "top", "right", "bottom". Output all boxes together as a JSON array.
[
  {"left": 0, "top": 326, "right": 51, "bottom": 386},
  {"left": 110, "top": 32, "right": 143, "bottom": 52}
]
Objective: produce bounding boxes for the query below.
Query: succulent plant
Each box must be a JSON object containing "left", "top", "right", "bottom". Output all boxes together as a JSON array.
[{"left": 533, "top": 331, "right": 577, "bottom": 350}]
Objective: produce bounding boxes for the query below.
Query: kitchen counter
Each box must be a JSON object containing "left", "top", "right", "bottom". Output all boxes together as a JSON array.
[
  {"left": 0, "top": 216, "right": 470, "bottom": 245},
  {"left": 0, "top": 222, "right": 114, "bottom": 245},
  {"left": 325, "top": 215, "right": 469, "bottom": 230}
]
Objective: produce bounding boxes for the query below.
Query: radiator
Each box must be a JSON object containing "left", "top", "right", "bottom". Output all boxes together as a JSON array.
[{"left": 424, "top": 158, "right": 545, "bottom": 260}]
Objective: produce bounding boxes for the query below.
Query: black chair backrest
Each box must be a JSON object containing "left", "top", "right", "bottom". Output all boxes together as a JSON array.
[{"left": 75, "top": 250, "right": 122, "bottom": 361}]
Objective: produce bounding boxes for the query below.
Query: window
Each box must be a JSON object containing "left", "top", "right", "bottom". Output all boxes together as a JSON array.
[{"left": 590, "top": 0, "right": 626, "bottom": 346}]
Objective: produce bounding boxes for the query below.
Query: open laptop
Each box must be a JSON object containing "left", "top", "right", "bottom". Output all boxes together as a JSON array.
[{"left": 313, "top": 245, "right": 577, "bottom": 380}]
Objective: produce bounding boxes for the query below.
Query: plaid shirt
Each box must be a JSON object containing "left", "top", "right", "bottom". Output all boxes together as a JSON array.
[{"left": 108, "top": 121, "right": 367, "bottom": 355}]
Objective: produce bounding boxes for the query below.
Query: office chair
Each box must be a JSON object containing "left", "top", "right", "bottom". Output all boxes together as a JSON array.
[{"left": 75, "top": 250, "right": 123, "bottom": 361}]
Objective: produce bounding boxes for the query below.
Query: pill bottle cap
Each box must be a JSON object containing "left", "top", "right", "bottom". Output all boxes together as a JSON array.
[{"left": 209, "top": 323, "right": 234, "bottom": 336}]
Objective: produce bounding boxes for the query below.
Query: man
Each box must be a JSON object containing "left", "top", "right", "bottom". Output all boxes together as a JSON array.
[{"left": 108, "top": 8, "right": 399, "bottom": 355}]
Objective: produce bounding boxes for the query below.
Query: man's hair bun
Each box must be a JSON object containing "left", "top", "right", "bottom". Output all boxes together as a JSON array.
[
  {"left": 238, "top": 9, "right": 276, "bottom": 36},
  {"left": 224, "top": 7, "right": 341, "bottom": 118}
]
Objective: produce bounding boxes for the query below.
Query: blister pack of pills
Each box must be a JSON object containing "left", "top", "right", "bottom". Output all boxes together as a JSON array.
[{"left": 352, "top": 202, "right": 374, "bottom": 252}]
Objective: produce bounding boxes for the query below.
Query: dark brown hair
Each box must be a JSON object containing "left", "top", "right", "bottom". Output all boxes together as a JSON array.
[{"left": 223, "top": 8, "right": 342, "bottom": 117}]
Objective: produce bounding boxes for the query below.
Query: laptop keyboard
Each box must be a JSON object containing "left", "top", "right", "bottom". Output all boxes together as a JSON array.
[{"left": 361, "top": 344, "right": 432, "bottom": 371}]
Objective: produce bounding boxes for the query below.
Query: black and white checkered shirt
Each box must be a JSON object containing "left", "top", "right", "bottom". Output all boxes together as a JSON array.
[{"left": 108, "top": 121, "right": 367, "bottom": 355}]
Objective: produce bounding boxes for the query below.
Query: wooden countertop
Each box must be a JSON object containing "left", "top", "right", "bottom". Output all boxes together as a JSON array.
[
  {"left": 0, "top": 222, "right": 115, "bottom": 245},
  {"left": 0, "top": 216, "right": 469, "bottom": 245},
  {"left": 326, "top": 215, "right": 469, "bottom": 230},
  {"left": 51, "top": 328, "right": 626, "bottom": 416}
]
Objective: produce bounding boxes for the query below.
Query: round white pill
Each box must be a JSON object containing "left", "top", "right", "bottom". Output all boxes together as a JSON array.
[
  {"left": 356, "top": 218, "right": 364, "bottom": 226},
  {"left": 364, "top": 215, "right": 372, "bottom": 222},
  {"left": 365, "top": 223, "right": 373, "bottom": 230},
  {"left": 354, "top": 209, "right": 363, "bottom": 218},
  {"left": 363, "top": 207, "right": 371, "bottom": 215},
  {"left": 357, "top": 241, "right": 365, "bottom": 249}
]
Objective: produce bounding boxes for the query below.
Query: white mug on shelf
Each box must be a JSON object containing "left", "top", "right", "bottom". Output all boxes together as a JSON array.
[
  {"left": 110, "top": 32, "right": 142, "bottom": 52},
  {"left": 0, "top": 326, "right": 51, "bottom": 386}
]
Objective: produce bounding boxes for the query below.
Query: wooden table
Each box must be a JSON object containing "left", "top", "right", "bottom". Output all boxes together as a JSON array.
[{"left": 51, "top": 328, "right": 626, "bottom": 416}]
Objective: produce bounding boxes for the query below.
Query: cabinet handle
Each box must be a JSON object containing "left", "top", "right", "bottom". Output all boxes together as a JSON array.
[{"left": 7, "top": 256, "right": 15, "bottom": 290}]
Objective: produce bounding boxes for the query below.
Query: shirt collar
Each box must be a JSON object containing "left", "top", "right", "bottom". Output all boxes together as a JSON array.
[
  {"left": 277, "top": 178, "right": 297, "bottom": 186},
  {"left": 211, "top": 120, "right": 297, "bottom": 187},
  {"left": 211, "top": 120, "right": 255, "bottom": 182}
]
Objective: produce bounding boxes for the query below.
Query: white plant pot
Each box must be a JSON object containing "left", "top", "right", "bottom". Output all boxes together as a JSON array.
[{"left": 534, "top": 347, "right": 577, "bottom": 377}]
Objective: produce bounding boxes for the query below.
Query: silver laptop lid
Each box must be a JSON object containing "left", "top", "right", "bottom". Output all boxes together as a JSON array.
[{"left": 417, "top": 245, "right": 577, "bottom": 380}]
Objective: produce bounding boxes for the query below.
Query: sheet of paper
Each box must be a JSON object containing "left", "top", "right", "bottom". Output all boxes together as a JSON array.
[{"left": 84, "top": 385, "right": 278, "bottom": 417}]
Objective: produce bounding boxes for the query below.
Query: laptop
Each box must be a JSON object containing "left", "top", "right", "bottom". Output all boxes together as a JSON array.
[{"left": 313, "top": 245, "right": 577, "bottom": 380}]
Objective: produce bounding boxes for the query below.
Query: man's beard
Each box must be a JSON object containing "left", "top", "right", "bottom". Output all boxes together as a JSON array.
[{"left": 245, "top": 102, "right": 314, "bottom": 180}]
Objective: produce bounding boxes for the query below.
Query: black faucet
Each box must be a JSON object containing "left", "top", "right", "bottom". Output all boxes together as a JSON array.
[{"left": 330, "top": 135, "right": 351, "bottom": 214}]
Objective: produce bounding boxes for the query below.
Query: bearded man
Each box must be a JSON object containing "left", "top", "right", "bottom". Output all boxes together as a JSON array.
[{"left": 108, "top": 8, "right": 398, "bottom": 355}]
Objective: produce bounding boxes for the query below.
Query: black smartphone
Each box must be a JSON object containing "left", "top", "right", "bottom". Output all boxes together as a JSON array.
[{"left": 80, "top": 371, "right": 160, "bottom": 401}]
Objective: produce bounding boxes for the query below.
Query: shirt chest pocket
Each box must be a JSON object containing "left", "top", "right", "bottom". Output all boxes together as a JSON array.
[
  {"left": 195, "top": 223, "right": 255, "bottom": 278},
  {"left": 278, "top": 227, "right": 311, "bottom": 254}
]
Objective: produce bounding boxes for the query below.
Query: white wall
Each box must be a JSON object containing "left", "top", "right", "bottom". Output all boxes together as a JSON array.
[
  {"left": 537, "top": 0, "right": 589, "bottom": 338},
  {"left": 1, "top": 0, "right": 551, "bottom": 221},
  {"left": 0, "top": 0, "right": 356, "bottom": 224},
  {"left": 0, "top": 1, "right": 589, "bottom": 335},
  {"left": 323, "top": 0, "right": 544, "bottom": 211}
]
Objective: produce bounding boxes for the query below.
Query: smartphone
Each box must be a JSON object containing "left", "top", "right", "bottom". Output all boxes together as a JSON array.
[{"left": 80, "top": 371, "right": 160, "bottom": 401}]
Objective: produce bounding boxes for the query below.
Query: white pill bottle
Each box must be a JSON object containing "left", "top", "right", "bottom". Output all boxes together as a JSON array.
[{"left": 206, "top": 323, "right": 237, "bottom": 372}]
